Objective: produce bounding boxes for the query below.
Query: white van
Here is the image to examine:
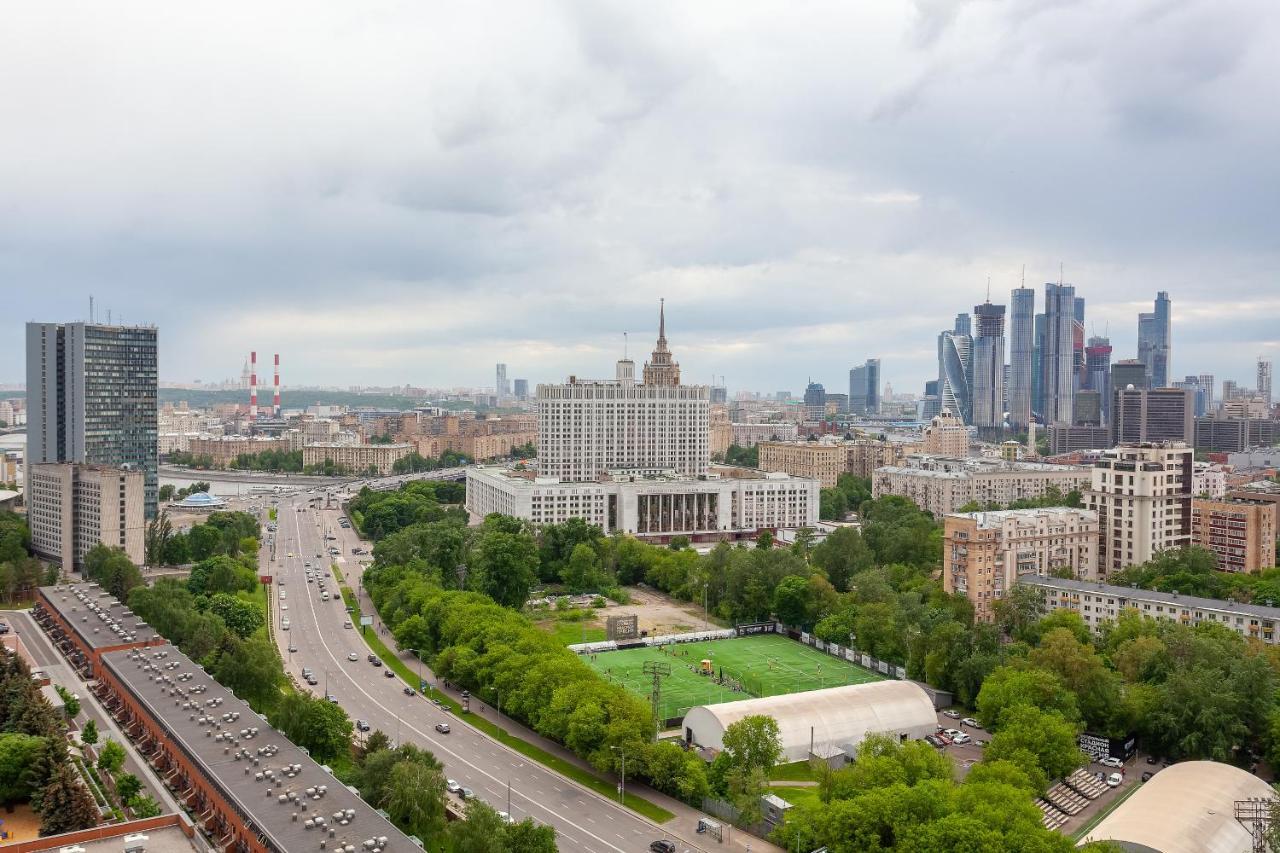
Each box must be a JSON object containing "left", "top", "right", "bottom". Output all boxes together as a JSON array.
[
  {"left": 321, "top": 592, "right": 329, "bottom": 602},
  {"left": 281, "top": 620, "right": 291, "bottom": 631},
  {"left": 279, "top": 589, "right": 286, "bottom": 600}
]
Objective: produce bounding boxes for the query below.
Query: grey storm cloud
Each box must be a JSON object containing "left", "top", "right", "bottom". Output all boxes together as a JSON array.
[{"left": 1, "top": 0, "right": 1277, "bottom": 395}]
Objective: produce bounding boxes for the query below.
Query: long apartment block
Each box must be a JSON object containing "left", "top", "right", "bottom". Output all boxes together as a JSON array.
[
  {"left": 34, "top": 583, "right": 163, "bottom": 676},
  {"left": 33, "top": 584, "right": 419, "bottom": 852},
  {"left": 1019, "top": 575, "right": 1280, "bottom": 645}
]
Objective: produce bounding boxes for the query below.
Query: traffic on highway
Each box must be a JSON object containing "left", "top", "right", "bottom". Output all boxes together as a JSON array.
[{"left": 261, "top": 485, "right": 691, "bottom": 853}]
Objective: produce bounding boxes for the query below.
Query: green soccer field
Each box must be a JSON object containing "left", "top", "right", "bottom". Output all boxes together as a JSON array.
[{"left": 582, "top": 634, "right": 884, "bottom": 721}]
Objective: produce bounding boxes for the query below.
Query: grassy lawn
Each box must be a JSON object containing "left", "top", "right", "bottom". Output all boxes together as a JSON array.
[
  {"left": 770, "top": 760, "right": 819, "bottom": 782},
  {"left": 768, "top": 785, "right": 821, "bottom": 809},
  {"left": 543, "top": 619, "right": 607, "bottom": 646},
  {"left": 334, "top": 579, "right": 674, "bottom": 823},
  {"left": 584, "top": 634, "right": 884, "bottom": 719}
]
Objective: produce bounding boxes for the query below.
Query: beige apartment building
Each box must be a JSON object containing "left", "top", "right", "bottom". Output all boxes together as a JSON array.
[
  {"left": 731, "top": 422, "right": 799, "bottom": 447},
  {"left": 873, "top": 456, "right": 1090, "bottom": 517},
  {"left": 1022, "top": 575, "right": 1280, "bottom": 645},
  {"left": 186, "top": 435, "right": 293, "bottom": 467},
  {"left": 28, "top": 463, "right": 144, "bottom": 569},
  {"left": 709, "top": 407, "right": 733, "bottom": 458},
  {"left": 302, "top": 442, "right": 413, "bottom": 475},
  {"left": 464, "top": 431, "right": 537, "bottom": 461},
  {"left": 922, "top": 410, "right": 970, "bottom": 457},
  {"left": 944, "top": 508, "right": 1099, "bottom": 622},
  {"left": 758, "top": 438, "right": 916, "bottom": 487},
  {"left": 758, "top": 441, "right": 847, "bottom": 487},
  {"left": 1085, "top": 442, "right": 1193, "bottom": 576},
  {"left": 1191, "top": 498, "right": 1276, "bottom": 573}
]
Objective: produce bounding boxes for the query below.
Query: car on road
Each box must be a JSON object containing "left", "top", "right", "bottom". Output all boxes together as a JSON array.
[
  {"left": 403, "top": 686, "right": 415, "bottom": 696},
  {"left": 384, "top": 669, "right": 396, "bottom": 678},
  {"left": 942, "top": 709, "right": 961, "bottom": 719},
  {"left": 343, "top": 620, "right": 352, "bottom": 629},
  {"left": 288, "top": 645, "right": 297, "bottom": 653},
  {"left": 1106, "top": 773, "right": 1122, "bottom": 787},
  {"left": 446, "top": 780, "right": 461, "bottom": 794},
  {"left": 306, "top": 675, "right": 318, "bottom": 685},
  {"left": 370, "top": 658, "right": 382, "bottom": 667},
  {"left": 1100, "top": 757, "right": 1124, "bottom": 768},
  {"left": 961, "top": 717, "right": 981, "bottom": 729},
  {"left": 347, "top": 652, "right": 359, "bottom": 661},
  {"left": 287, "top": 553, "right": 294, "bottom": 558},
  {"left": 0, "top": 622, "right": 10, "bottom": 635},
  {"left": 1145, "top": 755, "right": 1160, "bottom": 765},
  {"left": 368, "top": 654, "right": 378, "bottom": 663},
  {"left": 281, "top": 620, "right": 290, "bottom": 630},
  {"left": 650, "top": 841, "right": 677, "bottom": 853},
  {"left": 326, "top": 694, "right": 339, "bottom": 703},
  {"left": 356, "top": 719, "right": 370, "bottom": 732},
  {"left": 435, "top": 723, "right": 450, "bottom": 734},
  {"left": 459, "top": 787, "right": 474, "bottom": 800},
  {"left": 315, "top": 553, "right": 322, "bottom": 559}
]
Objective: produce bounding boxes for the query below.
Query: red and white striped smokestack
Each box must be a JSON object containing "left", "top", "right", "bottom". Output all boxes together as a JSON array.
[
  {"left": 273, "top": 354, "right": 281, "bottom": 417},
  {"left": 250, "top": 351, "right": 258, "bottom": 419}
]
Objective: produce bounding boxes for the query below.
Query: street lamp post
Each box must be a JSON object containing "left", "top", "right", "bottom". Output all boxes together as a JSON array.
[
  {"left": 407, "top": 649, "right": 425, "bottom": 693},
  {"left": 610, "top": 746, "right": 626, "bottom": 804}
]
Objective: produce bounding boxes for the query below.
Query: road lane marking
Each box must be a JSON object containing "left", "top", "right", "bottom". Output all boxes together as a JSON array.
[{"left": 288, "top": 506, "right": 638, "bottom": 853}]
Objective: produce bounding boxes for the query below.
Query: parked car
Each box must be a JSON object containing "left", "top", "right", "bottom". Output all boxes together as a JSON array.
[
  {"left": 459, "top": 787, "right": 475, "bottom": 800},
  {"left": 368, "top": 653, "right": 378, "bottom": 663},
  {"left": 497, "top": 811, "right": 515, "bottom": 825},
  {"left": 951, "top": 732, "right": 972, "bottom": 745},
  {"left": 943, "top": 729, "right": 962, "bottom": 739},
  {"left": 446, "top": 780, "right": 461, "bottom": 794},
  {"left": 356, "top": 720, "right": 370, "bottom": 732},
  {"left": 371, "top": 659, "right": 382, "bottom": 668},
  {"left": 1106, "top": 773, "right": 1122, "bottom": 787},
  {"left": 961, "top": 717, "right": 981, "bottom": 729},
  {"left": 935, "top": 733, "right": 952, "bottom": 745},
  {"left": 384, "top": 669, "right": 396, "bottom": 678},
  {"left": 650, "top": 841, "right": 676, "bottom": 853},
  {"left": 1146, "top": 755, "right": 1160, "bottom": 765},
  {"left": 404, "top": 686, "right": 416, "bottom": 696},
  {"left": 435, "top": 723, "right": 450, "bottom": 734},
  {"left": 942, "top": 709, "right": 962, "bottom": 719},
  {"left": 1141, "top": 771, "right": 1153, "bottom": 782},
  {"left": 1100, "top": 757, "right": 1124, "bottom": 768},
  {"left": 326, "top": 694, "right": 338, "bottom": 704},
  {"left": 924, "top": 734, "right": 945, "bottom": 748}
]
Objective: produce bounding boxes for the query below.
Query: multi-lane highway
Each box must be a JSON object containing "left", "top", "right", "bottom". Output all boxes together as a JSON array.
[{"left": 263, "top": 487, "right": 699, "bottom": 853}]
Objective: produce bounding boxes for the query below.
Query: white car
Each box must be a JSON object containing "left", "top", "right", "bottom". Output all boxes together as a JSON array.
[
  {"left": 1106, "top": 773, "right": 1122, "bottom": 787},
  {"left": 280, "top": 604, "right": 288, "bottom": 610},
  {"left": 281, "top": 620, "right": 291, "bottom": 630},
  {"left": 348, "top": 652, "right": 359, "bottom": 661},
  {"left": 446, "top": 780, "right": 461, "bottom": 794},
  {"left": 1100, "top": 757, "right": 1124, "bottom": 768},
  {"left": 943, "top": 729, "right": 963, "bottom": 739},
  {"left": 961, "top": 717, "right": 981, "bottom": 729},
  {"left": 951, "top": 732, "right": 972, "bottom": 745}
]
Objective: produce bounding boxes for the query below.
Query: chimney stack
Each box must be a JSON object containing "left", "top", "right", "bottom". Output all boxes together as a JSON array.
[
  {"left": 250, "top": 351, "right": 258, "bottom": 419},
  {"left": 273, "top": 354, "right": 281, "bottom": 417}
]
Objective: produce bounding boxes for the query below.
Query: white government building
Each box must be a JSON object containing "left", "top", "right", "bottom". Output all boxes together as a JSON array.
[{"left": 467, "top": 304, "right": 819, "bottom": 541}]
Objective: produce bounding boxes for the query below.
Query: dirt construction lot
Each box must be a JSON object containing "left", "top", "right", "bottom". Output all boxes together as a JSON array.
[{"left": 602, "top": 585, "right": 715, "bottom": 637}]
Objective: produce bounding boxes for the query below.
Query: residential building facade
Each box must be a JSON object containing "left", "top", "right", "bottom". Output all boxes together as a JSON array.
[
  {"left": 1021, "top": 575, "right": 1280, "bottom": 645},
  {"left": 872, "top": 455, "right": 1090, "bottom": 517},
  {"left": 921, "top": 410, "right": 970, "bottom": 457},
  {"left": 1191, "top": 498, "right": 1276, "bottom": 573},
  {"left": 1085, "top": 442, "right": 1193, "bottom": 576},
  {"left": 758, "top": 441, "right": 848, "bottom": 488},
  {"left": 301, "top": 442, "right": 412, "bottom": 475},
  {"left": 944, "top": 508, "right": 1099, "bottom": 622},
  {"left": 1111, "top": 387, "right": 1195, "bottom": 445}
]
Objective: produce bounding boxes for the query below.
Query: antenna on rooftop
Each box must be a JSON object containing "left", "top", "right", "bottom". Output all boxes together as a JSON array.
[
  {"left": 986, "top": 276, "right": 991, "bottom": 302},
  {"left": 1059, "top": 261, "right": 1064, "bottom": 286},
  {"left": 623, "top": 332, "right": 628, "bottom": 359},
  {"left": 1021, "top": 265, "right": 1025, "bottom": 288},
  {"left": 89, "top": 295, "right": 94, "bottom": 323}
]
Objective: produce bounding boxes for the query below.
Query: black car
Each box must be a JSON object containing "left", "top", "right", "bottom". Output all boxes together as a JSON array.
[
  {"left": 1141, "top": 771, "right": 1153, "bottom": 782},
  {"left": 371, "top": 659, "right": 383, "bottom": 668},
  {"left": 384, "top": 669, "right": 396, "bottom": 678},
  {"left": 356, "top": 720, "right": 371, "bottom": 732},
  {"left": 403, "top": 686, "right": 415, "bottom": 696},
  {"left": 1146, "top": 756, "right": 1159, "bottom": 765},
  {"left": 650, "top": 841, "right": 676, "bottom": 853}
]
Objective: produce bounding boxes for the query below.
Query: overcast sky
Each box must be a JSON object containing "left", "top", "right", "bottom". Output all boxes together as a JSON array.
[{"left": 3, "top": 1, "right": 1277, "bottom": 396}]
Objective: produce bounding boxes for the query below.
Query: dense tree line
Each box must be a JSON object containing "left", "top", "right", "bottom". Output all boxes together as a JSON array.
[
  {"left": 144, "top": 509, "right": 260, "bottom": 567},
  {"left": 1110, "top": 545, "right": 1280, "bottom": 605},
  {"left": 230, "top": 449, "right": 305, "bottom": 472},
  {"left": 818, "top": 474, "right": 872, "bottom": 521},
  {"left": 366, "top": 563, "right": 709, "bottom": 805},
  {"left": 719, "top": 444, "right": 759, "bottom": 467},
  {"left": 347, "top": 481, "right": 467, "bottom": 540},
  {"left": 392, "top": 451, "right": 472, "bottom": 474},
  {"left": 0, "top": 511, "right": 59, "bottom": 602},
  {"left": 772, "top": 732, "right": 1114, "bottom": 853},
  {"left": 0, "top": 652, "right": 99, "bottom": 835}
]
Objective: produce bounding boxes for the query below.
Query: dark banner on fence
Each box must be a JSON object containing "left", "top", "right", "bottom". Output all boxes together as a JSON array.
[{"left": 735, "top": 621, "right": 778, "bottom": 636}]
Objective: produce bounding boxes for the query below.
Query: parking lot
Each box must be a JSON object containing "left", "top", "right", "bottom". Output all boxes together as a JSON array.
[{"left": 931, "top": 708, "right": 1143, "bottom": 836}]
